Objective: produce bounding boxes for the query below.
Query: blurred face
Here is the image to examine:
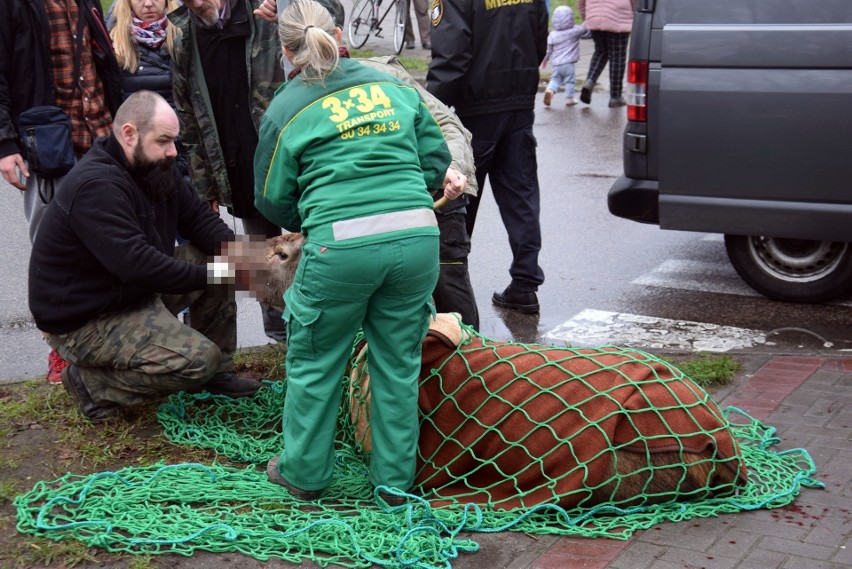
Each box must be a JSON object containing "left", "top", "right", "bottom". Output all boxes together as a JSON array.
[
  {"left": 129, "top": 0, "right": 167, "bottom": 22},
  {"left": 185, "top": 0, "right": 222, "bottom": 26}
]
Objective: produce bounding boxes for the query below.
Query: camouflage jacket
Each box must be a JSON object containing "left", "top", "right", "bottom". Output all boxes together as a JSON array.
[
  {"left": 358, "top": 56, "right": 478, "bottom": 202},
  {"left": 169, "top": 1, "right": 284, "bottom": 207}
]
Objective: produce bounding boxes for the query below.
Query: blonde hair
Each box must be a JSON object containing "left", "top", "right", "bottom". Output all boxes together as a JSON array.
[
  {"left": 110, "top": 0, "right": 179, "bottom": 73},
  {"left": 279, "top": 0, "right": 339, "bottom": 82}
]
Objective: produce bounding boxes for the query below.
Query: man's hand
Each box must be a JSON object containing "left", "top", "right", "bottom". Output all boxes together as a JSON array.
[
  {"left": 0, "top": 154, "right": 28, "bottom": 191},
  {"left": 442, "top": 167, "right": 467, "bottom": 201},
  {"left": 253, "top": 0, "right": 278, "bottom": 23},
  {"left": 208, "top": 199, "right": 220, "bottom": 214}
]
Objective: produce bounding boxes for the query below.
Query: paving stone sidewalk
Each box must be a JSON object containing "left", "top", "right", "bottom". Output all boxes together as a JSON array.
[{"left": 525, "top": 355, "right": 852, "bottom": 569}]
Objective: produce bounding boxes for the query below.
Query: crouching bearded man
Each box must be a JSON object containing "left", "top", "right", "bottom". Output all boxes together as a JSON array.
[{"left": 28, "top": 90, "right": 260, "bottom": 423}]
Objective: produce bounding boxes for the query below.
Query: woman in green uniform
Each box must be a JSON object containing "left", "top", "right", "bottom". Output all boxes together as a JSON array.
[{"left": 254, "top": 0, "right": 452, "bottom": 505}]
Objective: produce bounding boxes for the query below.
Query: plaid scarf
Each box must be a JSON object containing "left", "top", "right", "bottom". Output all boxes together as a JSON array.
[{"left": 130, "top": 15, "right": 169, "bottom": 49}]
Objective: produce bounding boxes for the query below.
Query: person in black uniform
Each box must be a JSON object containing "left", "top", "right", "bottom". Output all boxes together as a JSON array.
[{"left": 427, "top": 0, "right": 548, "bottom": 314}]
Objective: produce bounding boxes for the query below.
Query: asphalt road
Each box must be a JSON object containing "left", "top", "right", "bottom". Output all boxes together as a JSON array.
[{"left": 2, "top": 22, "right": 850, "bottom": 381}]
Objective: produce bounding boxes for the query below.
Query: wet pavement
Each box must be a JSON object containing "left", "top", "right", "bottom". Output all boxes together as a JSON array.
[{"left": 1, "top": 6, "right": 850, "bottom": 567}]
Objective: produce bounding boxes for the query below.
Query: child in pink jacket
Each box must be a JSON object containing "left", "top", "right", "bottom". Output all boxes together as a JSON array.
[{"left": 542, "top": 5, "right": 587, "bottom": 107}]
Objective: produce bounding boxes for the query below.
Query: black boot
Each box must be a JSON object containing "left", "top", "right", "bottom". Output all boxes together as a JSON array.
[
  {"left": 190, "top": 372, "right": 261, "bottom": 398},
  {"left": 580, "top": 79, "right": 594, "bottom": 104},
  {"left": 492, "top": 282, "right": 540, "bottom": 314},
  {"left": 60, "top": 366, "right": 123, "bottom": 423}
]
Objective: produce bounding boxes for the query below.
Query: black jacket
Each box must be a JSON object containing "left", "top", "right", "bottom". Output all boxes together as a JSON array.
[
  {"left": 28, "top": 135, "right": 234, "bottom": 334},
  {"left": 120, "top": 43, "right": 174, "bottom": 107},
  {"left": 0, "top": 0, "right": 122, "bottom": 159},
  {"left": 426, "top": 0, "right": 549, "bottom": 118}
]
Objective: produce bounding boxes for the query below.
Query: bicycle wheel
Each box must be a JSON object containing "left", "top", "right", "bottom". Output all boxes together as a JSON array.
[
  {"left": 348, "top": 0, "right": 374, "bottom": 49},
  {"left": 393, "top": 0, "right": 409, "bottom": 54}
]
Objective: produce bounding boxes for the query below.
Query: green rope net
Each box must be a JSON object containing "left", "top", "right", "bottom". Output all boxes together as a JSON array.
[{"left": 15, "top": 324, "right": 823, "bottom": 568}]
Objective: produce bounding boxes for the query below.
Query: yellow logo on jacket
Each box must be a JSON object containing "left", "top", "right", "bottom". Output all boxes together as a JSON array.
[
  {"left": 320, "top": 84, "right": 402, "bottom": 138},
  {"left": 485, "top": 0, "right": 534, "bottom": 9}
]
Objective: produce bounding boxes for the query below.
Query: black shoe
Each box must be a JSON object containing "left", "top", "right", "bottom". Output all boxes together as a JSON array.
[
  {"left": 405, "top": 41, "right": 415, "bottom": 49},
  {"left": 580, "top": 79, "right": 594, "bottom": 104},
  {"left": 608, "top": 96, "right": 626, "bottom": 107},
  {"left": 60, "top": 366, "right": 123, "bottom": 423},
  {"left": 492, "top": 283, "right": 540, "bottom": 314},
  {"left": 267, "top": 456, "right": 324, "bottom": 500},
  {"left": 191, "top": 372, "right": 260, "bottom": 398},
  {"left": 377, "top": 490, "right": 406, "bottom": 507}
]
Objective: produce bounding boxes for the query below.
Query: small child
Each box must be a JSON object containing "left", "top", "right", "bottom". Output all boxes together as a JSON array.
[{"left": 541, "top": 5, "right": 586, "bottom": 107}]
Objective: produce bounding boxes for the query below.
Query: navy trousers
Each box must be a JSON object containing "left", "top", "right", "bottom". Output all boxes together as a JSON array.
[{"left": 462, "top": 109, "right": 544, "bottom": 289}]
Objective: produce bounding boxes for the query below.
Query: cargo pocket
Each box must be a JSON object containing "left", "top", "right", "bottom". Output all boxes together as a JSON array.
[
  {"left": 283, "top": 293, "right": 322, "bottom": 360},
  {"left": 111, "top": 323, "right": 153, "bottom": 370}
]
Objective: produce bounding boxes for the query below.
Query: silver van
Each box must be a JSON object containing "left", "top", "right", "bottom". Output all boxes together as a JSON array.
[{"left": 607, "top": 0, "right": 852, "bottom": 302}]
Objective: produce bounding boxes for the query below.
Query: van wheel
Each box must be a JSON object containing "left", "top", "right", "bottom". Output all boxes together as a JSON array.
[{"left": 724, "top": 235, "right": 852, "bottom": 303}]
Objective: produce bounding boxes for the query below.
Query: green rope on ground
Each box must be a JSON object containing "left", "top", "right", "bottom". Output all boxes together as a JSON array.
[
  {"left": 15, "top": 327, "right": 824, "bottom": 568},
  {"left": 14, "top": 407, "right": 821, "bottom": 566}
]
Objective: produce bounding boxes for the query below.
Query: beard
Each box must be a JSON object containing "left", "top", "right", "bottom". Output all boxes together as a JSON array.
[
  {"left": 197, "top": 11, "right": 219, "bottom": 26},
  {"left": 193, "top": 0, "right": 222, "bottom": 26},
  {"left": 130, "top": 144, "right": 177, "bottom": 202}
]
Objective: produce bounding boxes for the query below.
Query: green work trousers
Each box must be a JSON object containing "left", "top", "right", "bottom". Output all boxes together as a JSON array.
[{"left": 276, "top": 234, "right": 439, "bottom": 492}]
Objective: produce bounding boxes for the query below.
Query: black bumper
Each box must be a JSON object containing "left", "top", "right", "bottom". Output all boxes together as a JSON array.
[{"left": 607, "top": 176, "right": 661, "bottom": 224}]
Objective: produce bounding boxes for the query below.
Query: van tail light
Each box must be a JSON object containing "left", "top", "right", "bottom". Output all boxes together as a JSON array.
[{"left": 626, "top": 60, "right": 648, "bottom": 122}]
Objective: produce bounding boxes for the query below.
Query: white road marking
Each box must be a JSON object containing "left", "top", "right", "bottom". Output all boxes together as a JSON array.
[
  {"left": 543, "top": 309, "right": 767, "bottom": 352},
  {"left": 632, "top": 258, "right": 852, "bottom": 306},
  {"left": 631, "top": 259, "right": 757, "bottom": 296}
]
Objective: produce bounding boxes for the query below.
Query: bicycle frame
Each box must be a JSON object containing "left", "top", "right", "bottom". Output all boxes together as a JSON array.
[{"left": 348, "top": 0, "right": 409, "bottom": 54}]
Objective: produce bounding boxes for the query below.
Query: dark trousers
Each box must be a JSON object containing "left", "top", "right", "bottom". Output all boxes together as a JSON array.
[
  {"left": 587, "top": 31, "right": 631, "bottom": 99},
  {"left": 463, "top": 109, "right": 544, "bottom": 289},
  {"left": 434, "top": 209, "right": 479, "bottom": 329}
]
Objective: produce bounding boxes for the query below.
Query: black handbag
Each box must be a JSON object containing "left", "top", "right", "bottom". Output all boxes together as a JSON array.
[
  {"left": 17, "top": 105, "right": 75, "bottom": 180},
  {"left": 15, "top": 12, "right": 87, "bottom": 204}
]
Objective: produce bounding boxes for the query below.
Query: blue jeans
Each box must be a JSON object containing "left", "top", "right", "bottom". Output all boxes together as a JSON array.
[{"left": 547, "top": 62, "right": 577, "bottom": 99}]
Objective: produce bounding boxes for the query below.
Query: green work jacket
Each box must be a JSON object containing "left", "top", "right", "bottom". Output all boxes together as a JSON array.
[{"left": 255, "top": 58, "right": 451, "bottom": 244}]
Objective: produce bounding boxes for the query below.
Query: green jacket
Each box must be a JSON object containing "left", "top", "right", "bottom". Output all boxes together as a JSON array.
[
  {"left": 255, "top": 58, "right": 451, "bottom": 243},
  {"left": 169, "top": 1, "right": 284, "bottom": 206}
]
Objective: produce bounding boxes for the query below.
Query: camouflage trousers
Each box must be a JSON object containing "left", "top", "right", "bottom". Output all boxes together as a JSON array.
[{"left": 46, "top": 244, "right": 237, "bottom": 408}]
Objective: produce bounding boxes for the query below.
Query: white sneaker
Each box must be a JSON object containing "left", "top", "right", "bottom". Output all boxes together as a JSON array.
[{"left": 565, "top": 98, "right": 578, "bottom": 106}]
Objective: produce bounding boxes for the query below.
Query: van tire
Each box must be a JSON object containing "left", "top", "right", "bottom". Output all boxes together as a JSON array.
[{"left": 725, "top": 235, "right": 852, "bottom": 303}]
